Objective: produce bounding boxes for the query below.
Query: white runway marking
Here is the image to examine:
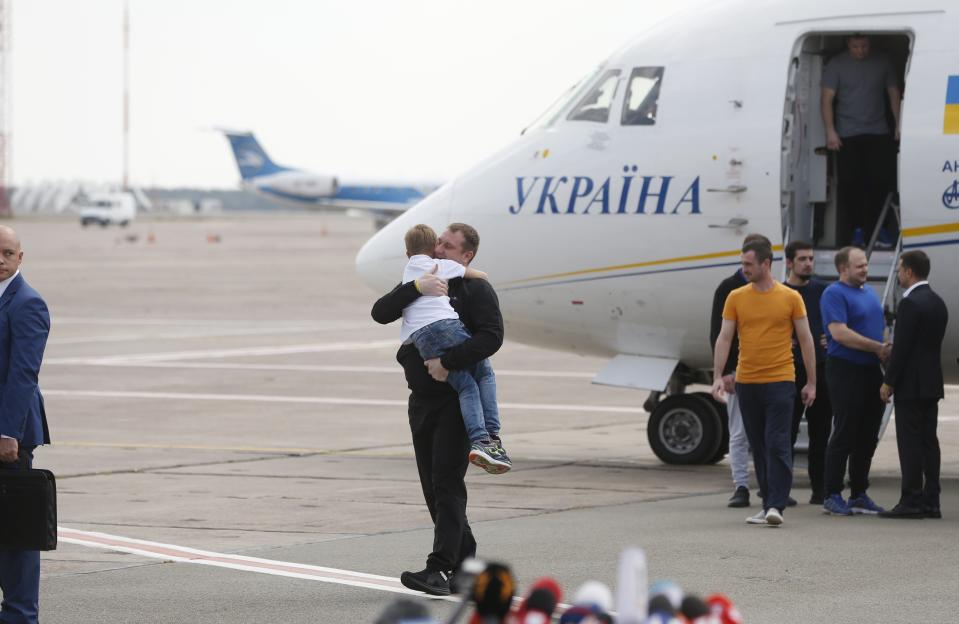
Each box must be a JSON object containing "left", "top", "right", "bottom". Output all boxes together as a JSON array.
[
  {"left": 52, "top": 318, "right": 372, "bottom": 328},
  {"left": 47, "top": 323, "right": 376, "bottom": 346},
  {"left": 58, "top": 527, "right": 575, "bottom": 611},
  {"left": 45, "top": 339, "right": 397, "bottom": 365},
  {"left": 43, "top": 389, "right": 645, "bottom": 414},
  {"left": 57, "top": 526, "right": 443, "bottom": 598},
  {"left": 42, "top": 360, "right": 595, "bottom": 379}
]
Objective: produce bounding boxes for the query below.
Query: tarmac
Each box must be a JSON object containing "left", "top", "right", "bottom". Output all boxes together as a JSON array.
[{"left": 11, "top": 213, "right": 959, "bottom": 623}]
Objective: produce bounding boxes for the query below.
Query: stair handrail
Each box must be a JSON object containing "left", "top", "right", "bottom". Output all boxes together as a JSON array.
[{"left": 880, "top": 233, "right": 903, "bottom": 330}]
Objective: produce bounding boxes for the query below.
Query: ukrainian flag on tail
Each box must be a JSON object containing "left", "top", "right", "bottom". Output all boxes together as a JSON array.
[{"left": 946, "top": 76, "right": 959, "bottom": 134}]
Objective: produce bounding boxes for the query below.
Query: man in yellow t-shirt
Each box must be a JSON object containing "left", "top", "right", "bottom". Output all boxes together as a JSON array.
[{"left": 712, "top": 238, "right": 818, "bottom": 527}]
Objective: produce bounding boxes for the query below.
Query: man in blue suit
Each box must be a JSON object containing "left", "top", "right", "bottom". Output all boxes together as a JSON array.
[{"left": 0, "top": 225, "right": 51, "bottom": 624}]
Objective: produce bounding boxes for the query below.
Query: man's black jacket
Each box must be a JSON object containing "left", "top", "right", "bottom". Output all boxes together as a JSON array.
[
  {"left": 884, "top": 284, "right": 948, "bottom": 401},
  {"left": 371, "top": 278, "right": 504, "bottom": 411}
]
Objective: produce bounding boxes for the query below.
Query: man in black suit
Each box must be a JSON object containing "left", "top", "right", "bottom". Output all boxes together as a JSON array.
[{"left": 878, "top": 250, "right": 948, "bottom": 519}]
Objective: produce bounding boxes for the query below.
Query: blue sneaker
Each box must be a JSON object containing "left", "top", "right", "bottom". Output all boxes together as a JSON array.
[
  {"left": 822, "top": 494, "right": 853, "bottom": 516},
  {"left": 848, "top": 493, "right": 885, "bottom": 515},
  {"left": 851, "top": 227, "right": 865, "bottom": 248},
  {"left": 875, "top": 228, "right": 896, "bottom": 249}
]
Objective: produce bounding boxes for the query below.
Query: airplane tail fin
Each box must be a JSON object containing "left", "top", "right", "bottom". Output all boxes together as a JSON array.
[{"left": 220, "top": 131, "right": 291, "bottom": 180}]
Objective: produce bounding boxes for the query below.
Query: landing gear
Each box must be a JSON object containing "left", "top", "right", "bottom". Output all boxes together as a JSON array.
[
  {"left": 642, "top": 365, "right": 729, "bottom": 465},
  {"left": 692, "top": 392, "right": 729, "bottom": 465},
  {"left": 646, "top": 393, "right": 724, "bottom": 465}
]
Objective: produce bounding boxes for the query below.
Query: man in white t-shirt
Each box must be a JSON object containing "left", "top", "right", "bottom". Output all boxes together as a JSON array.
[{"left": 401, "top": 224, "right": 510, "bottom": 474}]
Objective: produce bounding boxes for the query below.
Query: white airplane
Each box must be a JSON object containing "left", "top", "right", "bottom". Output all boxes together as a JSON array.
[
  {"left": 221, "top": 130, "right": 438, "bottom": 227},
  {"left": 356, "top": 0, "right": 959, "bottom": 464}
]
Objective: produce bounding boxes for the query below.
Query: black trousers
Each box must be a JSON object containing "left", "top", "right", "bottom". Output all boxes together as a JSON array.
[
  {"left": 894, "top": 399, "right": 941, "bottom": 510},
  {"left": 824, "top": 358, "right": 885, "bottom": 496},
  {"left": 791, "top": 363, "right": 832, "bottom": 495},
  {"left": 410, "top": 396, "right": 476, "bottom": 572},
  {"left": 836, "top": 133, "right": 895, "bottom": 243}
]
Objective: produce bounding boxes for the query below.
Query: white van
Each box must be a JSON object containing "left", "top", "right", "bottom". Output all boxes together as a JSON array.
[{"left": 79, "top": 192, "right": 137, "bottom": 227}]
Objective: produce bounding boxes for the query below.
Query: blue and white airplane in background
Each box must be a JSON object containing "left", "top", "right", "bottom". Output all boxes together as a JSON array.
[{"left": 220, "top": 130, "right": 438, "bottom": 227}]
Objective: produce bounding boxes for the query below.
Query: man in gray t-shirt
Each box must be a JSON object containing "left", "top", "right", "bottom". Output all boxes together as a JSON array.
[{"left": 821, "top": 35, "right": 901, "bottom": 247}]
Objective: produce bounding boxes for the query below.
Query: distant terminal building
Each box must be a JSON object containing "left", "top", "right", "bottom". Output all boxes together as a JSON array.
[{"left": 6, "top": 183, "right": 281, "bottom": 216}]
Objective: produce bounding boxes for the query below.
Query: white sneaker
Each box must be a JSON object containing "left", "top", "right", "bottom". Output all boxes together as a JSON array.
[
  {"left": 765, "top": 508, "right": 783, "bottom": 526},
  {"left": 746, "top": 510, "right": 767, "bottom": 525}
]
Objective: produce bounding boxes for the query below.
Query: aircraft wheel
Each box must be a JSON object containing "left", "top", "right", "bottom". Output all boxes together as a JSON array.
[
  {"left": 647, "top": 394, "right": 722, "bottom": 465},
  {"left": 692, "top": 392, "right": 729, "bottom": 464}
]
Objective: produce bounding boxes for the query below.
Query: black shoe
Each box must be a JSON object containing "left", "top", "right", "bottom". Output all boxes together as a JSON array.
[
  {"left": 400, "top": 568, "right": 452, "bottom": 596},
  {"left": 925, "top": 507, "right": 942, "bottom": 519},
  {"left": 878, "top": 504, "right": 925, "bottom": 519},
  {"left": 809, "top": 492, "right": 824, "bottom": 505},
  {"left": 728, "top": 486, "right": 750, "bottom": 508}
]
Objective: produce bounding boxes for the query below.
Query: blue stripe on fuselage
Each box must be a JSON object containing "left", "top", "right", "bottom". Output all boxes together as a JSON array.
[
  {"left": 335, "top": 185, "right": 426, "bottom": 203},
  {"left": 258, "top": 184, "right": 426, "bottom": 205}
]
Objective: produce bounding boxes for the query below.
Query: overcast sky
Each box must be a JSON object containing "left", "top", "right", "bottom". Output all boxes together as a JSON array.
[{"left": 11, "top": 1, "right": 691, "bottom": 189}]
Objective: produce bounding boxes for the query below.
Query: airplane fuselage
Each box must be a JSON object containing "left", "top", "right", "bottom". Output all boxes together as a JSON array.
[{"left": 357, "top": 0, "right": 959, "bottom": 389}]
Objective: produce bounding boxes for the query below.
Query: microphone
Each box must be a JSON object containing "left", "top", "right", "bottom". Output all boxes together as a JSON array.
[
  {"left": 644, "top": 595, "right": 678, "bottom": 624},
  {"left": 615, "top": 547, "right": 649, "bottom": 623},
  {"left": 445, "top": 559, "right": 487, "bottom": 624},
  {"left": 680, "top": 595, "right": 710, "bottom": 621},
  {"left": 510, "top": 577, "right": 562, "bottom": 624},
  {"left": 705, "top": 594, "right": 744, "bottom": 624},
  {"left": 573, "top": 580, "right": 613, "bottom": 613},
  {"left": 557, "top": 605, "right": 598, "bottom": 623},
  {"left": 469, "top": 562, "right": 516, "bottom": 624},
  {"left": 648, "top": 580, "right": 683, "bottom": 612}
]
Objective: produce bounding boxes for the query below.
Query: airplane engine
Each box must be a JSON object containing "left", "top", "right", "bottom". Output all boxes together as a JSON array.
[
  {"left": 265, "top": 172, "right": 339, "bottom": 199},
  {"left": 311, "top": 175, "right": 339, "bottom": 197}
]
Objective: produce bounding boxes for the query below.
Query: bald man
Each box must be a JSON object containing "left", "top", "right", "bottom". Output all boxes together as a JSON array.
[{"left": 0, "top": 226, "right": 51, "bottom": 624}]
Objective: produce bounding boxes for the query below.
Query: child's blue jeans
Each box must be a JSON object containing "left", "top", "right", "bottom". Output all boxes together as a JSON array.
[{"left": 411, "top": 318, "right": 500, "bottom": 443}]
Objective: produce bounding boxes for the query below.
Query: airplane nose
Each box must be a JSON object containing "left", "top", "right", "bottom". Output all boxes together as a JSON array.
[{"left": 355, "top": 182, "right": 454, "bottom": 293}]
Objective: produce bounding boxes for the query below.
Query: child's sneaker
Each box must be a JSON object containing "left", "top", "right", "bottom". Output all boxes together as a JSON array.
[
  {"left": 491, "top": 437, "right": 512, "bottom": 467},
  {"left": 469, "top": 439, "right": 511, "bottom": 474}
]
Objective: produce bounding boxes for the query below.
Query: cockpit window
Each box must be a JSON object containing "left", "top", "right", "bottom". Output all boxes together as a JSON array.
[
  {"left": 567, "top": 69, "right": 622, "bottom": 123},
  {"left": 622, "top": 67, "right": 664, "bottom": 126},
  {"left": 621, "top": 67, "right": 664, "bottom": 126},
  {"left": 524, "top": 66, "right": 605, "bottom": 133}
]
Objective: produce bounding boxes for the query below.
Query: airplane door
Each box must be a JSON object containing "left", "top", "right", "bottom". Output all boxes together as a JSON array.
[{"left": 675, "top": 58, "right": 783, "bottom": 250}]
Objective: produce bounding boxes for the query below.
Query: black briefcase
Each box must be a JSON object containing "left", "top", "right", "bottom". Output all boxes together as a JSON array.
[{"left": 0, "top": 454, "right": 57, "bottom": 551}]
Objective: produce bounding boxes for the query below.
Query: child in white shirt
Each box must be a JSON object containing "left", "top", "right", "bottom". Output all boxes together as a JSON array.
[{"left": 400, "top": 224, "right": 510, "bottom": 474}]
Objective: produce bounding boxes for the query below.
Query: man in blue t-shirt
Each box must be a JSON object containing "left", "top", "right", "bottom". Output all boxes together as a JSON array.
[{"left": 819, "top": 246, "right": 890, "bottom": 516}]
